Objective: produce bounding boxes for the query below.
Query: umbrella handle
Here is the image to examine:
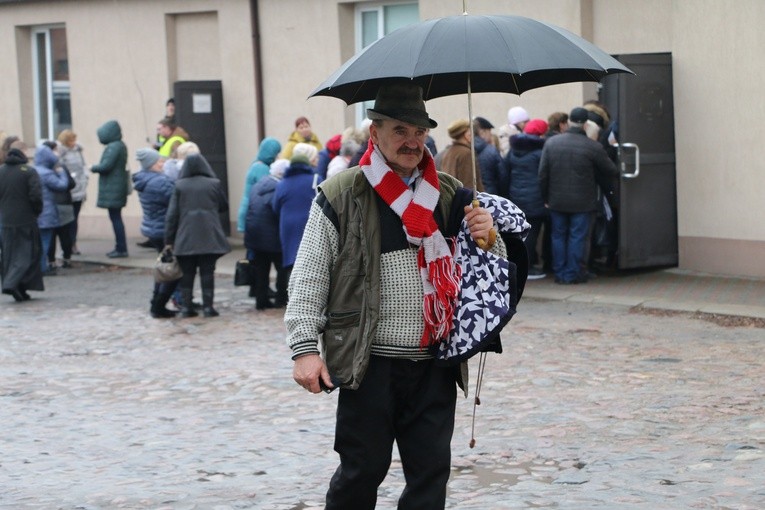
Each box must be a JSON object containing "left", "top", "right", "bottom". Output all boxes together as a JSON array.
[{"left": 472, "top": 199, "right": 497, "bottom": 250}]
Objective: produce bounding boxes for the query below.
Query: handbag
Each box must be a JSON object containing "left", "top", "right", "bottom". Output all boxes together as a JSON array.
[
  {"left": 154, "top": 246, "right": 183, "bottom": 283},
  {"left": 234, "top": 259, "right": 255, "bottom": 286}
]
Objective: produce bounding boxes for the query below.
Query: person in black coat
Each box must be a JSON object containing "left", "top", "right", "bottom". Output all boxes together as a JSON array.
[
  {"left": 165, "top": 154, "right": 231, "bottom": 317},
  {"left": 538, "top": 107, "right": 619, "bottom": 284},
  {"left": 0, "top": 146, "right": 44, "bottom": 301},
  {"left": 244, "top": 159, "right": 290, "bottom": 310}
]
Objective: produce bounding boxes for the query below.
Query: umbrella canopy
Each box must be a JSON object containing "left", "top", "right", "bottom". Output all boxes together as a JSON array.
[{"left": 309, "top": 14, "right": 633, "bottom": 104}]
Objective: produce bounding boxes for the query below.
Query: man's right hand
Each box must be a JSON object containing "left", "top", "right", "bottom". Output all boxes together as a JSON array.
[{"left": 293, "top": 354, "right": 334, "bottom": 394}]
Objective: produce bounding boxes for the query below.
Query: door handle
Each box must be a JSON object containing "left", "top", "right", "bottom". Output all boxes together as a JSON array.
[{"left": 617, "top": 142, "right": 640, "bottom": 178}]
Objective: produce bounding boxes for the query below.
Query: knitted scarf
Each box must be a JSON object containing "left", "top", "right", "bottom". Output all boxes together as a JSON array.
[{"left": 359, "top": 139, "right": 462, "bottom": 348}]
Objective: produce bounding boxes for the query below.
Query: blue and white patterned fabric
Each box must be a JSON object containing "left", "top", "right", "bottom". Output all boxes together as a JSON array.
[{"left": 433, "top": 192, "right": 530, "bottom": 364}]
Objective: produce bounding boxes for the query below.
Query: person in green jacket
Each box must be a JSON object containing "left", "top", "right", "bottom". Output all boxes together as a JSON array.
[{"left": 90, "top": 120, "right": 129, "bottom": 258}]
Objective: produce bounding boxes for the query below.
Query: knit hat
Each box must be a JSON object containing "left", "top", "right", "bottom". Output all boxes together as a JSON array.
[
  {"left": 473, "top": 116, "right": 494, "bottom": 130},
  {"left": 291, "top": 142, "right": 318, "bottom": 165},
  {"left": 447, "top": 119, "right": 471, "bottom": 140},
  {"left": 523, "top": 119, "right": 549, "bottom": 137},
  {"left": 569, "top": 107, "right": 590, "bottom": 125},
  {"left": 136, "top": 147, "right": 160, "bottom": 169},
  {"left": 367, "top": 81, "right": 437, "bottom": 129},
  {"left": 269, "top": 158, "right": 290, "bottom": 179},
  {"left": 507, "top": 106, "right": 530, "bottom": 126}
]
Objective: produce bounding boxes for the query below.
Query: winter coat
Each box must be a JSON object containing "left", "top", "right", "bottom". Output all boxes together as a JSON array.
[
  {"left": 474, "top": 136, "right": 505, "bottom": 197},
  {"left": 90, "top": 120, "right": 129, "bottom": 209},
  {"left": 237, "top": 137, "right": 281, "bottom": 232},
  {"left": 0, "top": 149, "right": 42, "bottom": 226},
  {"left": 58, "top": 143, "right": 88, "bottom": 202},
  {"left": 316, "top": 133, "right": 342, "bottom": 180},
  {"left": 244, "top": 175, "right": 280, "bottom": 253},
  {"left": 506, "top": 133, "right": 547, "bottom": 218},
  {"left": 271, "top": 161, "right": 321, "bottom": 267},
  {"left": 539, "top": 127, "right": 619, "bottom": 213},
  {"left": 34, "top": 145, "right": 70, "bottom": 229},
  {"left": 279, "top": 131, "right": 323, "bottom": 160},
  {"left": 165, "top": 154, "right": 230, "bottom": 257},
  {"left": 133, "top": 169, "right": 174, "bottom": 240},
  {"left": 439, "top": 141, "right": 484, "bottom": 192}
]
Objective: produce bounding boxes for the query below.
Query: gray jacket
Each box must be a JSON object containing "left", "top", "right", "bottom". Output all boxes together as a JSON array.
[
  {"left": 538, "top": 127, "right": 618, "bottom": 213},
  {"left": 165, "top": 154, "right": 230, "bottom": 256}
]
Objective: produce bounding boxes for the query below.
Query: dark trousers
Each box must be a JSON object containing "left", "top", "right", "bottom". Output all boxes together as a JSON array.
[
  {"left": 108, "top": 207, "right": 127, "bottom": 253},
  {"left": 523, "top": 215, "right": 544, "bottom": 267},
  {"left": 326, "top": 356, "right": 457, "bottom": 510},
  {"left": 47, "top": 221, "right": 74, "bottom": 262},
  {"left": 177, "top": 254, "right": 218, "bottom": 305},
  {"left": 70, "top": 201, "right": 83, "bottom": 247},
  {"left": 252, "top": 250, "right": 288, "bottom": 306}
]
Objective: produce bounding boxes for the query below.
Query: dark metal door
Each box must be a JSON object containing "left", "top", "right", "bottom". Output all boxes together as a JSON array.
[
  {"left": 173, "top": 80, "right": 230, "bottom": 234},
  {"left": 600, "top": 53, "right": 677, "bottom": 269}
]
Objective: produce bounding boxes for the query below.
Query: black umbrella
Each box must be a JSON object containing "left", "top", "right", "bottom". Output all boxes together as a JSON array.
[{"left": 309, "top": 14, "right": 633, "bottom": 104}]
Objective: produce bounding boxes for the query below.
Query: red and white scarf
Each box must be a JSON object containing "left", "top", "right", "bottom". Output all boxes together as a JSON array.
[{"left": 359, "top": 139, "right": 462, "bottom": 348}]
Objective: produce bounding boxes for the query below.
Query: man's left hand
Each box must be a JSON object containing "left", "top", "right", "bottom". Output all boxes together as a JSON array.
[{"left": 464, "top": 204, "right": 494, "bottom": 244}]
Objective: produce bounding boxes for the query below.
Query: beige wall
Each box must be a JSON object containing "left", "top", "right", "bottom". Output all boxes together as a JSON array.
[
  {"left": 0, "top": 0, "right": 257, "bottom": 237},
  {"left": 2, "top": 0, "right": 764, "bottom": 278}
]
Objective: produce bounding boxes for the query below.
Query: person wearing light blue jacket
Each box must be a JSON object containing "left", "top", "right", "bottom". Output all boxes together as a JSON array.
[
  {"left": 34, "top": 144, "right": 70, "bottom": 274},
  {"left": 236, "top": 137, "right": 281, "bottom": 234}
]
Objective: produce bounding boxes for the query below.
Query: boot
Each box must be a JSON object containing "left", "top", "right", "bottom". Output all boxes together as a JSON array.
[
  {"left": 179, "top": 287, "right": 198, "bottom": 318},
  {"left": 150, "top": 290, "right": 177, "bottom": 319},
  {"left": 201, "top": 274, "right": 218, "bottom": 317}
]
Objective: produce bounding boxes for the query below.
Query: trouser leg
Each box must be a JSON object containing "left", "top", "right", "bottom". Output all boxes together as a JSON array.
[
  {"left": 394, "top": 359, "right": 456, "bottom": 510},
  {"left": 199, "top": 254, "right": 218, "bottom": 316},
  {"left": 326, "top": 356, "right": 396, "bottom": 510}
]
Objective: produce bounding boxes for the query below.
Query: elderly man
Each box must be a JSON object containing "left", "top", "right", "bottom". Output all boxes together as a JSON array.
[{"left": 285, "top": 81, "right": 500, "bottom": 509}]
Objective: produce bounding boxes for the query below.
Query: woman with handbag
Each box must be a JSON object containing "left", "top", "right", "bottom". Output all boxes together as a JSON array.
[
  {"left": 165, "top": 154, "right": 230, "bottom": 318},
  {"left": 132, "top": 147, "right": 178, "bottom": 318}
]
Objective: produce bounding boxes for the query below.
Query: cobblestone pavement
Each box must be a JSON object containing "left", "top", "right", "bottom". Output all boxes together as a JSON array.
[{"left": 1, "top": 263, "right": 764, "bottom": 509}]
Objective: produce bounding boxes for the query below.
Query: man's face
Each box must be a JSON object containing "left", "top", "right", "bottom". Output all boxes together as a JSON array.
[
  {"left": 369, "top": 119, "right": 427, "bottom": 176},
  {"left": 478, "top": 127, "right": 493, "bottom": 144}
]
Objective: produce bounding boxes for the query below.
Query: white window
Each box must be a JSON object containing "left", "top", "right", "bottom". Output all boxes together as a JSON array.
[
  {"left": 355, "top": 2, "right": 419, "bottom": 125},
  {"left": 32, "top": 26, "right": 71, "bottom": 142}
]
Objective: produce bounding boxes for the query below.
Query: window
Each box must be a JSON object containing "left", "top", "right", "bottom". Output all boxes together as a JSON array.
[
  {"left": 32, "top": 26, "right": 70, "bottom": 142},
  {"left": 355, "top": 2, "right": 419, "bottom": 125}
]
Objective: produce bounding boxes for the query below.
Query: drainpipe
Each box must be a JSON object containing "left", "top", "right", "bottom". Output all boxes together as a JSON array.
[{"left": 250, "top": 0, "right": 266, "bottom": 138}]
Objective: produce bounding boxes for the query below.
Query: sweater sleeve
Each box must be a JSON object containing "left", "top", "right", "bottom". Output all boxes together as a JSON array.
[{"left": 283, "top": 197, "right": 339, "bottom": 359}]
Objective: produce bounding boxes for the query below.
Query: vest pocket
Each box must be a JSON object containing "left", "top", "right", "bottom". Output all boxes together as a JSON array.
[{"left": 322, "top": 310, "right": 362, "bottom": 387}]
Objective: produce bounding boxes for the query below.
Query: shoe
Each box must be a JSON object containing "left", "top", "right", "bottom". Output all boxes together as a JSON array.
[
  {"left": 136, "top": 239, "right": 154, "bottom": 248},
  {"left": 256, "top": 300, "right": 275, "bottom": 310},
  {"left": 202, "top": 306, "right": 219, "bottom": 317},
  {"left": 43, "top": 268, "right": 58, "bottom": 277},
  {"left": 106, "top": 250, "right": 128, "bottom": 258},
  {"left": 5, "top": 289, "right": 25, "bottom": 302},
  {"left": 527, "top": 267, "right": 546, "bottom": 280},
  {"left": 150, "top": 307, "right": 177, "bottom": 319},
  {"left": 61, "top": 259, "right": 72, "bottom": 268},
  {"left": 180, "top": 308, "right": 198, "bottom": 318}
]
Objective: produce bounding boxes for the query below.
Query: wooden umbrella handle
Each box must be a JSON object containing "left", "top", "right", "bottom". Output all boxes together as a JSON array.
[{"left": 472, "top": 199, "right": 496, "bottom": 250}]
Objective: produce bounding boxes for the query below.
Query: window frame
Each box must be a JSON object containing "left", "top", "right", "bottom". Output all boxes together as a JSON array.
[
  {"left": 31, "top": 24, "right": 70, "bottom": 143},
  {"left": 353, "top": 1, "right": 419, "bottom": 126}
]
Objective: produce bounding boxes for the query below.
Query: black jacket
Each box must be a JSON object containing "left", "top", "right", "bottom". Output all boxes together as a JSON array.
[
  {"left": 538, "top": 127, "right": 618, "bottom": 213},
  {"left": 0, "top": 149, "right": 43, "bottom": 226}
]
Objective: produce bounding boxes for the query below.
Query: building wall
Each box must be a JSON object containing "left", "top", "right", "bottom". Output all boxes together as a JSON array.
[
  {"left": 1, "top": 0, "right": 764, "bottom": 278},
  {"left": 0, "top": 0, "right": 257, "bottom": 237}
]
